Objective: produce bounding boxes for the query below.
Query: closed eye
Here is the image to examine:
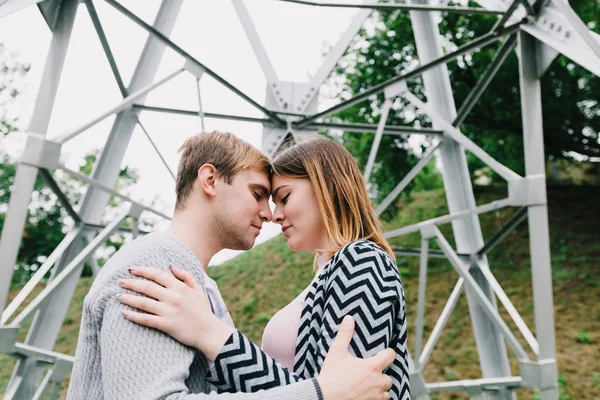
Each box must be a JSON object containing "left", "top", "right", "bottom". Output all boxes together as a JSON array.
[{"left": 281, "top": 193, "right": 290, "bottom": 205}]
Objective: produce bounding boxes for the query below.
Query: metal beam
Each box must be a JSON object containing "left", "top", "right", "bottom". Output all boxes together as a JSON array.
[
  {"left": 6, "top": 2, "right": 184, "bottom": 396},
  {"left": 477, "top": 207, "right": 527, "bottom": 256},
  {"left": 295, "top": 21, "right": 522, "bottom": 128},
  {"left": 55, "top": 67, "right": 185, "bottom": 144},
  {"left": 106, "top": 0, "right": 286, "bottom": 126},
  {"left": 453, "top": 34, "right": 518, "bottom": 127},
  {"left": 38, "top": 168, "right": 81, "bottom": 224},
  {"left": 434, "top": 228, "right": 530, "bottom": 361},
  {"left": 0, "top": 0, "right": 78, "bottom": 322},
  {"left": 518, "top": 31, "right": 559, "bottom": 399},
  {"left": 376, "top": 140, "right": 441, "bottom": 216},
  {"left": 274, "top": 0, "right": 505, "bottom": 15},
  {"left": 0, "top": 0, "right": 44, "bottom": 19},
  {"left": 407, "top": 2, "right": 515, "bottom": 397}
]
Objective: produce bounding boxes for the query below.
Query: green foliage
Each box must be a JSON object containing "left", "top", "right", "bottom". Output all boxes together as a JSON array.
[
  {"left": 574, "top": 331, "right": 593, "bottom": 344},
  {"left": 0, "top": 42, "right": 30, "bottom": 136},
  {"left": 0, "top": 152, "right": 141, "bottom": 286},
  {"left": 327, "top": 1, "right": 600, "bottom": 218}
]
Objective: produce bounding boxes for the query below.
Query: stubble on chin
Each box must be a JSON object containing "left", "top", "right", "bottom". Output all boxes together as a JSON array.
[{"left": 211, "top": 213, "right": 253, "bottom": 251}]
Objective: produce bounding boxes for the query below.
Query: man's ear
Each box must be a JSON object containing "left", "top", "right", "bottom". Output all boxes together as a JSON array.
[{"left": 197, "top": 164, "right": 218, "bottom": 197}]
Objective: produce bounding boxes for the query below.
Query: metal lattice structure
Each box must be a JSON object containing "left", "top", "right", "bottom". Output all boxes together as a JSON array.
[{"left": 0, "top": 0, "right": 598, "bottom": 399}]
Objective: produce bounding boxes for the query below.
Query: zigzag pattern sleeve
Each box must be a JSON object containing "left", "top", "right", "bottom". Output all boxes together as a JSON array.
[
  {"left": 316, "top": 241, "right": 410, "bottom": 400},
  {"left": 206, "top": 330, "right": 321, "bottom": 398}
]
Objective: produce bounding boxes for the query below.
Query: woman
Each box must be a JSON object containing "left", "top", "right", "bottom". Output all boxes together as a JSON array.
[{"left": 120, "top": 136, "right": 410, "bottom": 399}]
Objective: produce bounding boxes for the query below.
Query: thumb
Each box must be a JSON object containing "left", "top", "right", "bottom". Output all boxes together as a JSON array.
[
  {"left": 370, "top": 348, "right": 395, "bottom": 372},
  {"left": 171, "top": 266, "right": 202, "bottom": 290},
  {"left": 329, "top": 315, "right": 355, "bottom": 354}
]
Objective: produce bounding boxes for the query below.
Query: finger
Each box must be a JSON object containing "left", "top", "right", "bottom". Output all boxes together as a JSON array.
[
  {"left": 119, "top": 293, "right": 163, "bottom": 316},
  {"left": 370, "top": 348, "right": 395, "bottom": 372},
  {"left": 381, "top": 375, "right": 393, "bottom": 391},
  {"left": 128, "top": 267, "right": 181, "bottom": 289},
  {"left": 119, "top": 278, "right": 169, "bottom": 300},
  {"left": 329, "top": 315, "right": 355, "bottom": 354},
  {"left": 171, "top": 266, "right": 202, "bottom": 290},
  {"left": 122, "top": 309, "right": 164, "bottom": 330}
]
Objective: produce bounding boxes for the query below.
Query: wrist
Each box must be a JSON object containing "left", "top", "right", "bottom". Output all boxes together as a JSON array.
[{"left": 196, "top": 315, "right": 235, "bottom": 361}]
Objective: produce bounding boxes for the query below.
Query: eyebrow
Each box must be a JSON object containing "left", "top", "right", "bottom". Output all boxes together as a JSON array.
[
  {"left": 249, "top": 184, "right": 270, "bottom": 198},
  {"left": 272, "top": 185, "right": 289, "bottom": 200}
]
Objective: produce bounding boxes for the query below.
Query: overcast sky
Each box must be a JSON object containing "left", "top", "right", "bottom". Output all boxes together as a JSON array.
[{"left": 0, "top": 0, "right": 363, "bottom": 265}]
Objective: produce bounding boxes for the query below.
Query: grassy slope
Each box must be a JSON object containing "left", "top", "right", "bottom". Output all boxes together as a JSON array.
[{"left": 1, "top": 185, "right": 599, "bottom": 399}]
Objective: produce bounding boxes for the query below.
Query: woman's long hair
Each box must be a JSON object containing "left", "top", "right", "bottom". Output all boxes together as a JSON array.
[{"left": 271, "top": 136, "right": 395, "bottom": 264}]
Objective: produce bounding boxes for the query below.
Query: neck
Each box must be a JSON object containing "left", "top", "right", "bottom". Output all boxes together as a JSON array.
[{"left": 166, "top": 208, "right": 220, "bottom": 271}]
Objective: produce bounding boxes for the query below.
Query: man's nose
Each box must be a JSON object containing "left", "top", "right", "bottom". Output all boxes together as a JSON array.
[{"left": 260, "top": 206, "right": 272, "bottom": 222}]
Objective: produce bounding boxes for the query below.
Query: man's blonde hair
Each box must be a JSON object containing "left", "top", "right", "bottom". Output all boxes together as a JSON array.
[
  {"left": 271, "top": 136, "right": 395, "bottom": 265},
  {"left": 176, "top": 131, "right": 270, "bottom": 210}
]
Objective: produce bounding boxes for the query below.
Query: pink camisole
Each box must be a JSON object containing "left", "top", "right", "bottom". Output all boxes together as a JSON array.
[{"left": 260, "top": 255, "right": 328, "bottom": 369}]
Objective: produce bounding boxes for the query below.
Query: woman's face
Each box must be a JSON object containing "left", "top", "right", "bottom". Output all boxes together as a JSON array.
[{"left": 271, "top": 175, "right": 328, "bottom": 252}]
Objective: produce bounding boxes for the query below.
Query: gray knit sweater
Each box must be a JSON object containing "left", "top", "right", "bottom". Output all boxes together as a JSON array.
[{"left": 67, "top": 232, "right": 320, "bottom": 400}]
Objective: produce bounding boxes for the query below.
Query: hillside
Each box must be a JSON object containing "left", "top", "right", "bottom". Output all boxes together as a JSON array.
[{"left": 1, "top": 185, "right": 599, "bottom": 399}]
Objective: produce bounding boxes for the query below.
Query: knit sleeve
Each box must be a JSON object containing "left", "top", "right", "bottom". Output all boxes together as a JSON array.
[{"left": 316, "top": 241, "right": 409, "bottom": 400}]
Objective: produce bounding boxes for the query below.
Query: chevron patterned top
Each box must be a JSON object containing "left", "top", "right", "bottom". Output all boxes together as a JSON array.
[{"left": 207, "top": 240, "right": 410, "bottom": 400}]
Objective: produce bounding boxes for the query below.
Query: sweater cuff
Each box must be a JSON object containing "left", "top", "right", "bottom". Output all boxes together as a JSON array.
[{"left": 311, "top": 378, "right": 324, "bottom": 400}]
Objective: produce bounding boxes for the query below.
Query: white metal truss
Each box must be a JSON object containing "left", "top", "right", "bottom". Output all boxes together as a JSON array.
[{"left": 0, "top": 0, "right": 598, "bottom": 398}]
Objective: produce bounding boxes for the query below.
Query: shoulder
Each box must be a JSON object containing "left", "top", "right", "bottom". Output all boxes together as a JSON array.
[
  {"left": 325, "top": 240, "right": 399, "bottom": 282},
  {"left": 332, "top": 240, "right": 395, "bottom": 269}
]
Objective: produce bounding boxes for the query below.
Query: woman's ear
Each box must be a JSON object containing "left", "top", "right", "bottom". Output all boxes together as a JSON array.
[{"left": 197, "top": 164, "right": 217, "bottom": 197}]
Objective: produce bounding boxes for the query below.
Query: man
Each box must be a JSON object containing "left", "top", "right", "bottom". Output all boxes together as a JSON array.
[{"left": 67, "top": 132, "right": 395, "bottom": 399}]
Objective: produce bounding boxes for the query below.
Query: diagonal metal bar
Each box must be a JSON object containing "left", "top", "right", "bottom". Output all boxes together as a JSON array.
[
  {"left": 385, "top": 198, "right": 512, "bottom": 239},
  {"left": 132, "top": 104, "right": 445, "bottom": 136},
  {"left": 401, "top": 89, "right": 522, "bottom": 182},
  {"left": 477, "top": 207, "right": 527, "bottom": 256},
  {"left": 419, "top": 277, "right": 464, "bottom": 367},
  {"left": 393, "top": 247, "right": 447, "bottom": 259},
  {"left": 434, "top": 228, "right": 530, "bottom": 361},
  {"left": 310, "top": 121, "right": 443, "bottom": 136},
  {"left": 473, "top": 259, "right": 539, "bottom": 355},
  {"left": 295, "top": 21, "right": 522, "bottom": 128},
  {"left": 299, "top": 8, "right": 371, "bottom": 111},
  {"left": 231, "top": 0, "right": 285, "bottom": 111},
  {"left": 58, "top": 165, "right": 171, "bottom": 220},
  {"left": 491, "top": 0, "right": 522, "bottom": 32},
  {"left": 84, "top": 0, "right": 127, "bottom": 97},
  {"left": 196, "top": 78, "right": 206, "bottom": 132},
  {"left": 135, "top": 117, "right": 176, "bottom": 181},
  {"left": 551, "top": 0, "right": 600, "bottom": 59},
  {"left": 106, "top": 0, "right": 286, "bottom": 127},
  {"left": 1, "top": 228, "right": 82, "bottom": 325},
  {"left": 426, "top": 376, "right": 523, "bottom": 392},
  {"left": 453, "top": 34, "right": 518, "bottom": 127},
  {"left": 10, "top": 208, "right": 131, "bottom": 327},
  {"left": 83, "top": 222, "right": 151, "bottom": 235},
  {"left": 376, "top": 140, "right": 441, "bottom": 216},
  {"left": 413, "top": 237, "right": 429, "bottom": 371},
  {"left": 364, "top": 99, "right": 392, "bottom": 181},
  {"left": 55, "top": 67, "right": 185, "bottom": 144},
  {"left": 39, "top": 168, "right": 81, "bottom": 224},
  {"left": 274, "top": 0, "right": 506, "bottom": 15}
]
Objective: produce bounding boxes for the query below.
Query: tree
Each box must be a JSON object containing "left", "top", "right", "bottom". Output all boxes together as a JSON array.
[
  {"left": 0, "top": 152, "right": 144, "bottom": 286},
  {"left": 0, "top": 42, "right": 29, "bottom": 137},
  {"left": 327, "top": 1, "right": 600, "bottom": 215}
]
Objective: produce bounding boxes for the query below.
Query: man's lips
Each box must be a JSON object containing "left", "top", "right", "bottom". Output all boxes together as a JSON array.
[{"left": 251, "top": 224, "right": 262, "bottom": 231}]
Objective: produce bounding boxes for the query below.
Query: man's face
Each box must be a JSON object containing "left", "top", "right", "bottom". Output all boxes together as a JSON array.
[{"left": 212, "top": 169, "right": 272, "bottom": 251}]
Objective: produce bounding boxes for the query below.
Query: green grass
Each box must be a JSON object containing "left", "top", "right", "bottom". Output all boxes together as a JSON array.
[{"left": 2, "top": 184, "right": 599, "bottom": 399}]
